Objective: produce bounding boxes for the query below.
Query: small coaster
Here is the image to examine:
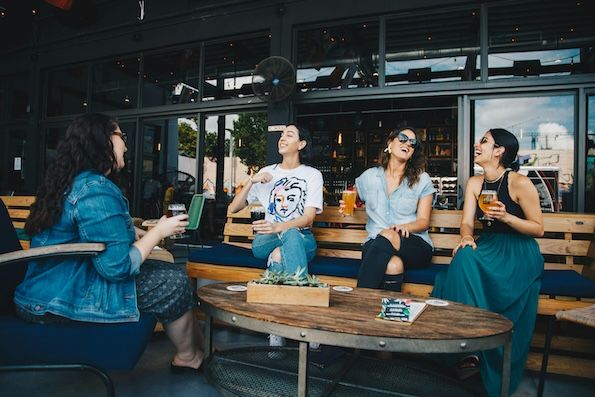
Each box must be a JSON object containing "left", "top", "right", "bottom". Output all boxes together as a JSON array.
[
  {"left": 425, "top": 299, "right": 449, "bottom": 307},
  {"left": 226, "top": 285, "right": 247, "bottom": 292},
  {"left": 332, "top": 286, "right": 353, "bottom": 292}
]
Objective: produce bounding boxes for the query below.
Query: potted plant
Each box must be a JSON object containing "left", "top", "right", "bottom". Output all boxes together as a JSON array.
[{"left": 246, "top": 267, "right": 330, "bottom": 307}]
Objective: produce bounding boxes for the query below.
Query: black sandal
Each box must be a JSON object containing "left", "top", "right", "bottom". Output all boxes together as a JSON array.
[{"left": 454, "top": 354, "right": 480, "bottom": 380}]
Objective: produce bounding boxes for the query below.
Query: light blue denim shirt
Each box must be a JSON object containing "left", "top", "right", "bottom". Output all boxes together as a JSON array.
[
  {"left": 355, "top": 167, "right": 436, "bottom": 248},
  {"left": 14, "top": 170, "right": 143, "bottom": 323}
]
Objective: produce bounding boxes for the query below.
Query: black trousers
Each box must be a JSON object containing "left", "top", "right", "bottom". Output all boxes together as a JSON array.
[{"left": 357, "top": 234, "right": 432, "bottom": 289}]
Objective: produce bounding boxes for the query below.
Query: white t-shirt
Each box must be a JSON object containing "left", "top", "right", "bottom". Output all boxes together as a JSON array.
[{"left": 247, "top": 164, "right": 324, "bottom": 223}]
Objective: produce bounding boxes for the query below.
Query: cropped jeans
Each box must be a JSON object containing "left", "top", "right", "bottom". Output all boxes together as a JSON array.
[{"left": 252, "top": 228, "right": 317, "bottom": 275}]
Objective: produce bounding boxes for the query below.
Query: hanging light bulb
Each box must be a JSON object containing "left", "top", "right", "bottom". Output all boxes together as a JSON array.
[
  {"left": 238, "top": 138, "right": 242, "bottom": 148},
  {"left": 337, "top": 132, "right": 343, "bottom": 145}
]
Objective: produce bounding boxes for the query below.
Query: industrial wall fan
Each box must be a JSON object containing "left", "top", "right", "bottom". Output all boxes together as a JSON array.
[{"left": 252, "top": 56, "right": 296, "bottom": 103}]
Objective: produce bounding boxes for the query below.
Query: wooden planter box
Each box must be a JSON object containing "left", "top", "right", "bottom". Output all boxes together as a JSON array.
[{"left": 246, "top": 282, "right": 330, "bottom": 307}]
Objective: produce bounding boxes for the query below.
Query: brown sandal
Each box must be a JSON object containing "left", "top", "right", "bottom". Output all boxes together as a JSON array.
[{"left": 454, "top": 354, "right": 480, "bottom": 380}]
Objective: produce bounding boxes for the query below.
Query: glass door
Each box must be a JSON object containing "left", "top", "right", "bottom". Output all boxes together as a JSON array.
[
  {"left": 201, "top": 112, "right": 267, "bottom": 239},
  {"left": 471, "top": 94, "right": 576, "bottom": 212},
  {"left": 586, "top": 94, "right": 595, "bottom": 213}
]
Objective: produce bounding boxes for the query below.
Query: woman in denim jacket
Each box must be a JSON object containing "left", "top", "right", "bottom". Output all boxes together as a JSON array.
[
  {"left": 341, "top": 128, "right": 435, "bottom": 292},
  {"left": 15, "top": 114, "right": 204, "bottom": 372}
]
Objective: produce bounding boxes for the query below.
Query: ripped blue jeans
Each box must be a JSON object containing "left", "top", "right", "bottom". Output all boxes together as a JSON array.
[{"left": 252, "top": 228, "right": 317, "bottom": 275}]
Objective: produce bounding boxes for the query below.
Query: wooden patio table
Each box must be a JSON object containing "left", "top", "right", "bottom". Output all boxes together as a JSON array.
[{"left": 198, "top": 282, "right": 513, "bottom": 397}]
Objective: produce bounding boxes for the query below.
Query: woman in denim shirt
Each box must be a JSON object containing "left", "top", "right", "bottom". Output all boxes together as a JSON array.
[
  {"left": 342, "top": 128, "right": 435, "bottom": 292},
  {"left": 15, "top": 114, "right": 204, "bottom": 372}
]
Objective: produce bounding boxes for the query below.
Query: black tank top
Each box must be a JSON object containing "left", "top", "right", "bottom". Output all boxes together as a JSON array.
[{"left": 477, "top": 171, "right": 525, "bottom": 234}]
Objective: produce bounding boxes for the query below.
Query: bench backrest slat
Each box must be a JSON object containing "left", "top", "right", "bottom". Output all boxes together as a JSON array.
[
  {"left": 225, "top": 206, "right": 594, "bottom": 275},
  {"left": 1, "top": 195, "right": 36, "bottom": 250}
]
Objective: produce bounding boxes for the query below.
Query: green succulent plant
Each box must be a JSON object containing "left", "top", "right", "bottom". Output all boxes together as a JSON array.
[{"left": 254, "top": 267, "right": 328, "bottom": 288}]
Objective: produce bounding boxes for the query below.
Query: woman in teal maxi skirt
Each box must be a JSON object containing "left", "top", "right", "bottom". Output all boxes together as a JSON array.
[{"left": 432, "top": 128, "right": 544, "bottom": 397}]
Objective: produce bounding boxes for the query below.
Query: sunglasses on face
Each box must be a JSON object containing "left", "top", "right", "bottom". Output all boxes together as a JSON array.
[
  {"left": 479, "top": 136, "right": 500, "bottom": 147},
  {"left": 396, "top": 132, "right": 418, "bottom": 147},
  {"left": 113, "top": 131, "right": 127, "bottom": 143}
]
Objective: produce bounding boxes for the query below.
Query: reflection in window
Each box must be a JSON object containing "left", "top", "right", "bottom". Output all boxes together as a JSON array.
[
  {"left": 386, "top": 9, "right": 480, "bottom": 85},
  {"left": 141, "top": 116, "right": 198, "bottom": 219},
  {"left": 143, "top": 48, "right": 200, "bottom": 107},
  {"left": 203, "top": 34, "right": 269, "bottom": 101},
  {"left": 473, "top": 95, "right": 575, "bottom": 212},
  {"left": 488, "top": 0, "right": 595, "bottom": 79},
  {"left": 0, "top": 73, "right": 29, "bottom": 120},
  {"left": 296, "top": 22, "right": 379, "bottom": 91},
  {"left": 47, "top": 66, "right": 88, "bottom": 117},
  {"left": 92, "top": 57, "right": 140, "bottom": 111},
  {"left": 587, "top": 96, "right": 595, "bottom": 213}
]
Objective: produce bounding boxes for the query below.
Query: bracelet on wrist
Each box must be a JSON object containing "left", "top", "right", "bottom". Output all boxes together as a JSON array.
[{"left": 460, "top": 234, "right": 474, "bottom": 244}]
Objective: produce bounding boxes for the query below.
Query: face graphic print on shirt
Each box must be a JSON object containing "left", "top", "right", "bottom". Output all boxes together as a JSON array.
[{"left": 267, "top": 176, "right": 307, "bottom": 222}]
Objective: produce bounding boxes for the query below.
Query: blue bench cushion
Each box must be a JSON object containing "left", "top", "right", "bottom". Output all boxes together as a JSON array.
[
  {"left": 188, "top": 243, "right": 444, "bottom": 282},
  {"left": 189, "top": 244, "right": 595, "bottom": 299},
  {"left": 541, "top": 270, "right": 595, "bottom": 299}
]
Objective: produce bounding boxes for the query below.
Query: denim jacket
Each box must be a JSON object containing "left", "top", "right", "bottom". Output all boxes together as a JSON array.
[
  {"left": 14, "top": 170, "right": 143, "bottom": 323},
  {"left": 355, "top": 167, "right": 436, "bottom": 248}
]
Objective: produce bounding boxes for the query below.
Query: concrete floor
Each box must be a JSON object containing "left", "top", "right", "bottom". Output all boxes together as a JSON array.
[{"left": 1, "top": 325, "right": 594, "bottom": 397}]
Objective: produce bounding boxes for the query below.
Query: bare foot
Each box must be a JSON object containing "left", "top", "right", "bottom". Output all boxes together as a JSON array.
[{"left": 171, "top": 350, "right": 203, "bottom": 369}]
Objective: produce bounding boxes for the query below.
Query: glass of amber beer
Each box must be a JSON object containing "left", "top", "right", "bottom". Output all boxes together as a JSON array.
[
  {"left": 342, "top": 190, "right": 357, "bottom": 216},
  {"left": 478, "top": 190, "right": 497, "bottom": 222}
]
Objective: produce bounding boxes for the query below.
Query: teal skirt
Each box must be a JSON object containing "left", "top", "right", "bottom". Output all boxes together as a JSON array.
[{"left": 432, "top": 232, "right": 544, "bottom": 397}]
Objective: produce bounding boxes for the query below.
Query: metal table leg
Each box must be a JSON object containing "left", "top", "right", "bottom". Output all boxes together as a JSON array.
[
  {"left": 204, "top": 314, "right": 213, "bottom": 359},
  {"left": 297, "top": 341, "right": 309, "bottom": 397},
  {"left": 501, "top": 333, "right": 512, "bottom": 397},
  {"left": 537, "top": 316, "right": 555, "bottom": 397}
]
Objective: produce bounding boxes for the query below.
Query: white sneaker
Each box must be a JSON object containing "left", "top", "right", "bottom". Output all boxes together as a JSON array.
[{"left": 268, "top": 334, "right": 286, "bottom": 347}]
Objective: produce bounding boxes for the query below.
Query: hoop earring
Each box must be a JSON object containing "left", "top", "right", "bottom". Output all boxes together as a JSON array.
[{"left": 383, "top": 147, "right": 391, "bottom": 154}]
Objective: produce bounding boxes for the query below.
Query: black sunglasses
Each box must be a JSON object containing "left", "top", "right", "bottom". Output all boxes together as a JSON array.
[
  {"left": 479, "top": 136, "right": 500, "bottom": 147},
  {"left": 396, "top": 132, "right": 418, "bottom": 147}
]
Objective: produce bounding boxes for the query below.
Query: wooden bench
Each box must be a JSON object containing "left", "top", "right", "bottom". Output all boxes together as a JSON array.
[
  {"left": 1, "top": 196, "right": 35, "bottom": 250},
  {"left": 186, "top": 206, "right": 595, "bottom": 378}
]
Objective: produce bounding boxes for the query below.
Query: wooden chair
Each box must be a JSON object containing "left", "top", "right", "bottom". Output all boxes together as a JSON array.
[{"left": 0, "top": 200, "right": 156, "bottom": 397}]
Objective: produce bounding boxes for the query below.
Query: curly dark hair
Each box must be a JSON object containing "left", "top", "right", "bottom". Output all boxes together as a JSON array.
[
  {"left": 26, "top": 113, "right": 120, "bottom": 235},
  {"left": 379, "top": 127, "right": 426, "bottom": 188}
]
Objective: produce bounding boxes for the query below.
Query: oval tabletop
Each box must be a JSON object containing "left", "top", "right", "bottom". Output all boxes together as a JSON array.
[{"left": 198, "top": 282, "right": 512, "bottom": 341}]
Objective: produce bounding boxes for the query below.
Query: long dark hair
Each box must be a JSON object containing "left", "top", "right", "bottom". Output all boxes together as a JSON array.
[
  {"left": 489, "top": 128, "right": 520, "bottom": 171},
  {"left": 379, "top": 127, "right": 426, "bottom": 188},
  {"left": 287, "top": 123, "right": 313, "bottom": 165},
  {"left": 26, "top": 113, "right": 120, "bottom": 235}
]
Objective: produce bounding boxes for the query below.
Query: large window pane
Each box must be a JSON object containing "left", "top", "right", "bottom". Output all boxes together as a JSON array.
[
  {"left": 488, "top": 0, "right": 595, "bottom": 80},
  {"left": 386, "top": 8, "right": 480, "bottom": 85},
  {"left": 47, "top": 65, "right": 88, "bottom": 117},
  {"left": 0, "top": 125, "right": 27, "bottom": 194},
  {"left": 203, "top": 35, "right": 270, "bottom": 101},
  {"left": 92, "top": 57, "right": 140, "bottom": 111},
  {"left": 296, "top": 22, "right": 379, "bottom": 91},
  {"left": 140, "top": 116, "right": 198, "bottom": 220},
  {"left": 587, "top": 95, "right": 595, "bottom": 213},
  {"left": 0, "top": 73, "right": 29, "bottom": 120},
  {"left": 473, "top": 95, "right": 575, "bottom": 212},
  {"left": 297, "top": 98, "right": 458, "bottom": 207},
  {"left": 143, "top": 48, "right": 200, "bottom": 107}
]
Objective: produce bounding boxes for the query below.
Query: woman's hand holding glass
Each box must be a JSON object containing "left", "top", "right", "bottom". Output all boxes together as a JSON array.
[
  {"left": 484, "top": 200, "right": 508, "bottom": 222},
  {"left": 154, "top": 214, "right": 189, "bottom": 240},
  {"left": 252, "top": 219, "right": 279, "bottom": 235}
]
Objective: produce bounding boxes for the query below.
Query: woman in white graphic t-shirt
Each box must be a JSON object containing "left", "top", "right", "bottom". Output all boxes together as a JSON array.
[{"left": 228, "top": 124, "right": 324, "bottom": 276}]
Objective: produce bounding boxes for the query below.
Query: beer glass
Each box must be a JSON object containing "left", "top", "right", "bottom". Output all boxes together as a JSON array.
[
  {"left": 341, "top": 190, "right": 357, "bottom": 216},
  {"left": 167, "top": 203, "right": 187, "bottom": 239},
  {"left": 250, "top": 206, "right": 266, "bottom": 234},
  {"left": 478, "top": 190, "right": 497, "bottom": 222}
]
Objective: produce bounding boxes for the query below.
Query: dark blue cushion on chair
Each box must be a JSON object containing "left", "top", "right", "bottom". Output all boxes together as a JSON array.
[
  {"left": 540, "top": 270, "right": 595, "bottom": 298},
  {"left": 0, "top": 313, "right": 156, "bottom": 369}
]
